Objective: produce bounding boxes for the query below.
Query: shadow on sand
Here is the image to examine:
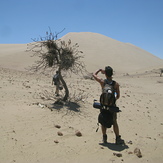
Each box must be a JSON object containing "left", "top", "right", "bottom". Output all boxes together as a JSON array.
[
  {"left": 99, "top": 142, "right": 129, "bottom": 152},
  {"left": 49, "top": 101, "right": 81, "bottom": 112}
]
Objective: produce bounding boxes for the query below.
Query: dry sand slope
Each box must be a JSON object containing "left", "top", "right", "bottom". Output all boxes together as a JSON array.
[
  {"left": 61, "top": 32, "right": 163, "bottom": 74},
  {"left": 0, "top": 32, "right": 163, "bottom": 163}
]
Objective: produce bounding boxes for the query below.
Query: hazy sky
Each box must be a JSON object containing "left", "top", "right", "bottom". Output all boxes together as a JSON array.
[{"left": 1, "top": 0, "right": 163, "bottom": 59}]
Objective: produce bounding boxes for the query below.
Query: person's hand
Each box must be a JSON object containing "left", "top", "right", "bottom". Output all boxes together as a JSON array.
[{"left": 100, "top": 69, "right": 105, "bottom": 74}]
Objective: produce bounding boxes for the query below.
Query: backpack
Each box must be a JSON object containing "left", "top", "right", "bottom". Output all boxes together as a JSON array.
[
  {"left": 53, "top": 74, "right": 59, "bottom": 85},
  {"left": 97, "top": 80, "right": 116, "bottom": 129},
  {"left": 98, "top": 110, "right": 114, "bottom": 128},
  {"left": 100, "top": 79, "right": 116, "bottom": 107}
]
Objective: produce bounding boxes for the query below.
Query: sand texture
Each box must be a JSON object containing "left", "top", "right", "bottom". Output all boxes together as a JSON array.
[{"left": 0, "top": 32, "right": 163, "bottom": 163}]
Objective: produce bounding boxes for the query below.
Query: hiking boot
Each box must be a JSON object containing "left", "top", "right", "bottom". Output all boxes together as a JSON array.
[
  {"left": 116, "top": 135, "right": 124, "bottom": 145},
  {"left": 103, "top": 134, "right": 107, "bottom": 143}
]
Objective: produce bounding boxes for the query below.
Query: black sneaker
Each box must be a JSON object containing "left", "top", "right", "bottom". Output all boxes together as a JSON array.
[
  {"left": 103, "top": 134, "right": 107, "bottom": 143},
  {"left": 116, "top": 135, "right": 124, "bottom": 145}
]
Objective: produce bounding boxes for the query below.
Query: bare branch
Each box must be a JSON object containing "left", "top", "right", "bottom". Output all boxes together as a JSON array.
[{"left": 27, "top": 29, "right": 87, "bottom": 102}]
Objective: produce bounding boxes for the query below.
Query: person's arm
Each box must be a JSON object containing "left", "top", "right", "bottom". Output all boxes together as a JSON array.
[
  {"left": 93, "top": 69, "right": 105, "bottom": 87},
  {"left": 115, "top": 82, "right": 120, "bottom": 100}
]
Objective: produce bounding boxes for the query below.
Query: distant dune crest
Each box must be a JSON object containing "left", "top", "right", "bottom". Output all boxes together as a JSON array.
[{"left": 61, "top": 32, "right": 163, "bottom": 73}]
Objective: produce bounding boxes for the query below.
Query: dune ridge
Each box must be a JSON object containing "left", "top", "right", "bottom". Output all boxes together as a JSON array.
[{"left": 61, "top": 32, "right": 163, "bottom": 73}]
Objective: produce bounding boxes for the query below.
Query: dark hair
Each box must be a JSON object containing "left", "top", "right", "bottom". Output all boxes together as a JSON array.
[{"left": 105, "top": 66, "right": 113, "bottom": 77}]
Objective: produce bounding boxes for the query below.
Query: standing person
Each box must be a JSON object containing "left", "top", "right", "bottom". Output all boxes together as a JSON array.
[
  {"left": 93, "top": 66, "right": 124, "bottom": 144},
  {"left": 52, "top": 71, "right": 60, "bottom": 96}
]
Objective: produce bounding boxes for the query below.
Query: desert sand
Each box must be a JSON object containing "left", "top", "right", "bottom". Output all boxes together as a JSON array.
[{"left": 0, "top": 32, "right": 163, "bottom": 163}]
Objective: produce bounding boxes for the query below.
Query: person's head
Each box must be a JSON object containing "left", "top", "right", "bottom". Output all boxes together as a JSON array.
[
  {"left": 56, "top": 71, "right": 59, "bottom": 74},
  {"left": 105, "top": 66, "right": 113, "bottom": 77}
]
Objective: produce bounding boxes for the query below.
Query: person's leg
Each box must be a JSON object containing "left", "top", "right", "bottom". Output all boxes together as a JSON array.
[
  {"left": 101, "top": 125, "right": 107, "bottom": 143},
  {"left": 113, "top": 114, "right": 124, "bottom": 144},
  {"left": 113, "top": 120, "right": 119, "bottom": 137},
  {"left": 101, "top": 125, "right": 107, "bottom": 135},
  {"left": 113, "top": 113, "right": 119, "bottom": 136},
  {"left": 55, "top": 83, "right": 59, "bottom": 96}
]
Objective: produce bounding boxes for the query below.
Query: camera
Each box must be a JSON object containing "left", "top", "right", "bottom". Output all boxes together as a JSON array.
[{"left": 93, "top": 100, "right": 102, "bottom": 109}]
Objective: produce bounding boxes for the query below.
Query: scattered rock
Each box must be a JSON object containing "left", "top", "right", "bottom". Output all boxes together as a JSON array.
[
  {"left": 38, "top": 103, "right": 45, "bottom": 108},
  {"left": 134, "top": 148, "right": 142, "bottom": 158},
  {"left": 127, "top": 95, "right": 130, "bottom": 97},
  {"left": 55, "top": 125, "right": 61, "bottom": 129},
  {"left": 57, "top": 132, "right": 63, "bottom": 136},
  {"left": 25, "top": 85, "right": 31, "bottom": 89},
  {"left": 128, "top": 151, "right": 133, "bottom": 154},
  {"left": 75, "top": 131, "right": 82, "bottom": 137},
  {"left": 69, "top": 126, "right": 74, "bottom": 129},
  {"left": 127, "top": 140, "right": 133, "bottom": 144},
  {"left": 113, "top": 153, "right": 122, "bottom": 157},
  {"left": 41, "top": 96, "right": 45, "bottom": 100},
  {"left": 146, "top": 136, "right": 151, "bottom": 139},
  {"left": 54, "top": 140, "right": 59, "bottom": 143}
]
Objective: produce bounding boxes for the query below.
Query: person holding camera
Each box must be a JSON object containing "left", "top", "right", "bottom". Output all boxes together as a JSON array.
[
  {"left": 52, "top": 71, "right": 61, "bottom": 96},
  {"left": 93, "top": 66, "right": 124, "bottom": 144}
]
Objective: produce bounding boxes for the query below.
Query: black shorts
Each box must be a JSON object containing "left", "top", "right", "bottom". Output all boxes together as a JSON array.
[{"left": 98, "top": 110, "right": 117, "bottom": 128}]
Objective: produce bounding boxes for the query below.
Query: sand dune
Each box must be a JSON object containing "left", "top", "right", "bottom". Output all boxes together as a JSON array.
[
  {"left": 61, "top": 32, "right": 163, "bottom": 74},
  {"left": 0, "top": 32, "right": 163, "bottom": 163},
  {"left": 0, "top": 44, "right": 36, "bottom": 70},
  {"left": 0, "top": 32, "right": 162, "bottom": 73}
]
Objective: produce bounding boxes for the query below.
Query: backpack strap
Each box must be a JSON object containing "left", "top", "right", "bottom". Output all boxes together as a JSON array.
[{"left": 104, "top": 79, "right": 116, "bottom": 88}]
